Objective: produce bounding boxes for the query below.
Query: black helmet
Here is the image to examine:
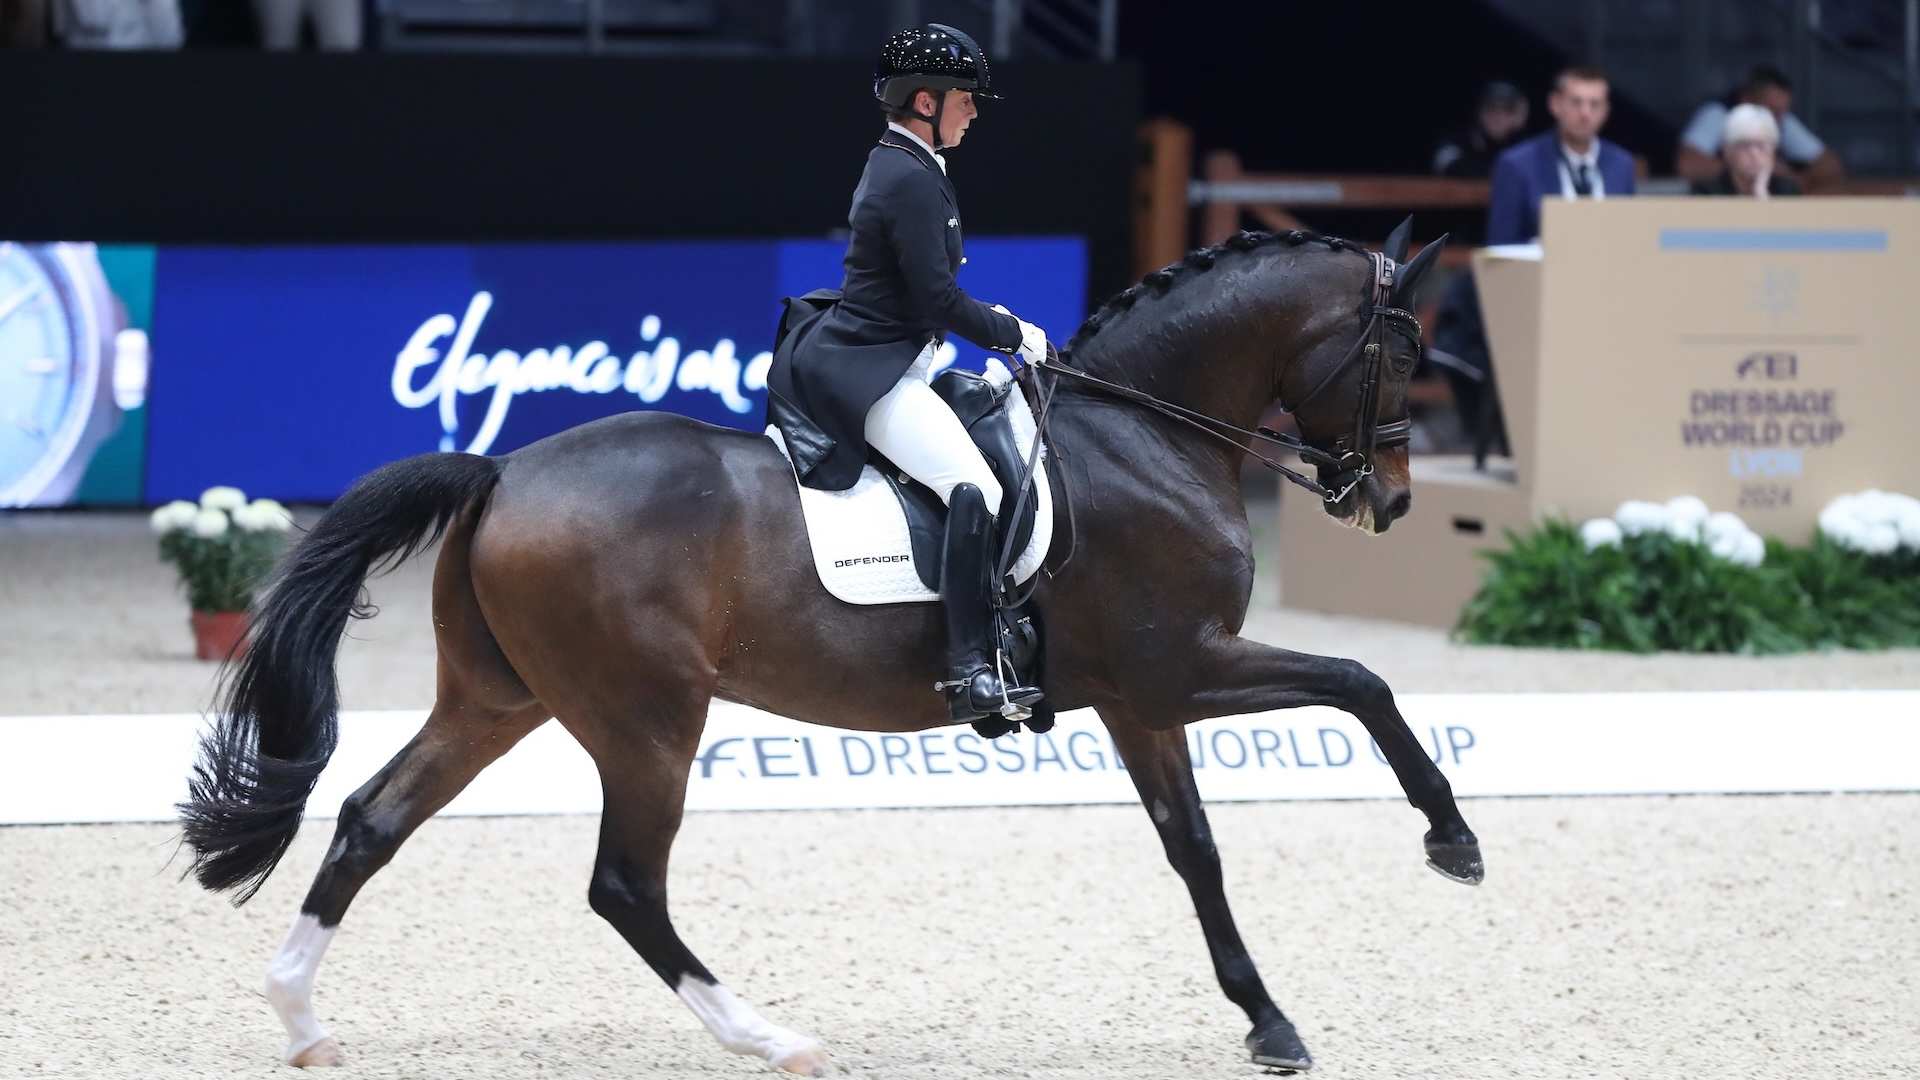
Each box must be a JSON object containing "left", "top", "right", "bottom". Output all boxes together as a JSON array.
[{"left": 874, "top": 23, "right": 998, "bottom": 107}]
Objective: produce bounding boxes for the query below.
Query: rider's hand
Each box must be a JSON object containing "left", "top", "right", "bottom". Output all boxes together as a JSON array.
[
  {"left": 1015, "top": 319, "right": 1050, "bottom": 369},
  {"left": 991, "top": 305, "right": 1050, "bottom": 369}
]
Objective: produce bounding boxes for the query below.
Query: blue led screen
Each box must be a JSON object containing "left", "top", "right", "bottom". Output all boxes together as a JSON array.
[{"left": 142, "top": 237, "right": 1086, "bottom": 503}]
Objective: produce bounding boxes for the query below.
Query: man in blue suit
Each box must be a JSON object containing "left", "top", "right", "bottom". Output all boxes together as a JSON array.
[{"left": 1486, "top": 64, "right": 1636, "bottom": 245}]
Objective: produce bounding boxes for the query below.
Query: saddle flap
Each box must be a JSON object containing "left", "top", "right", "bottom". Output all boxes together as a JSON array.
[{"left": 766, "top": 362, "right": 1052, "bottom": 607}]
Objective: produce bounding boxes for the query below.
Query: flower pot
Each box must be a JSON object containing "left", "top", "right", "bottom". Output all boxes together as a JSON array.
[{"left": 191, "top": 610, "right": 251, "bottom": 662}]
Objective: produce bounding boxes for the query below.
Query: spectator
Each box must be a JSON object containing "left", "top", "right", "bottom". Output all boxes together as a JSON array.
[
  {"left": 1690, "top": 104, "right": 1801, "bottom": 198},
  {"left": 50, "top": 0, "right": 182, "bottom": 46},
  {"left": 253, "top": 0, "right": 357, "bottom": 48},
  {"left": 1432, "top": 81, "right": 1531, "bottom": 179},
  {"left": 1676, "top": 65, "right": 1843, "bottom": 190},
  {"left": 1486, "top": 63, "right": 1636, "bottom": 246}
]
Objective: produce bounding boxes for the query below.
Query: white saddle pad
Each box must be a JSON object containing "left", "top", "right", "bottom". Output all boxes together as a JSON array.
[{"left": 767, "top": 361, "right": 1053, "bottom": 605}]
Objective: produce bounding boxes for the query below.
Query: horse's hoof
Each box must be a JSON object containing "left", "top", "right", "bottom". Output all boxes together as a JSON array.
[
  {"left": 286, "top": 1036, "right": 342, "bottom": 1068},
  {"left": 771, "top": 1043, "right": 835, "bottom": 1077},
  {"left": 1246, "top": 1018, "right": 1313, "bottom": 1072},
  {"left": 1424, "top": 840, "right": 1485, "bottom": 886}
]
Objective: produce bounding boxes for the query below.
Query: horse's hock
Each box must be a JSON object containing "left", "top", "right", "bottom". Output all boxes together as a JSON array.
[{"left": 1281, "top": 197, "right": 1920, "bottom": 627}]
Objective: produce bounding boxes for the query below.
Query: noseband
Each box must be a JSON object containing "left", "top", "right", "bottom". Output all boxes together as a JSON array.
[{"left": 1028, "top": 249, "right": 1419, "bottom": 505}]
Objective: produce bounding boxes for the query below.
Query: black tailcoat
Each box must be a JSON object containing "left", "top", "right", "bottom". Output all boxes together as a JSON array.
[{"left": 766, "top": 132, "right": 1022, "bottom": 491}]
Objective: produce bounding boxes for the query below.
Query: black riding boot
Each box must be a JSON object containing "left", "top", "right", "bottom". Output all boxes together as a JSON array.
[{"left": 939, "top": 483, "right": 1044, "bottom": 723}]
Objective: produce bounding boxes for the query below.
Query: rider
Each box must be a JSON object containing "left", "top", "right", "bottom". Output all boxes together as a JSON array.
[{"left": 764, "top": 23, "right": 1047, "bottom": 723}]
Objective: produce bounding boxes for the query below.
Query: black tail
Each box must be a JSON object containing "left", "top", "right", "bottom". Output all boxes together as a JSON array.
[{"left": 177, "top": 452, "right": 501, "bottom": 903}]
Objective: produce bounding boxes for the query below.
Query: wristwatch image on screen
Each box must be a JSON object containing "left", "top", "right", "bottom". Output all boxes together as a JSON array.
[{"left": 0, "top": 242, "right": 148, "bottom": 508}]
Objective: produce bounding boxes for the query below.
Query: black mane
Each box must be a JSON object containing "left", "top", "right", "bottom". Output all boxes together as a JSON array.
[{"left": 1064, "top": 229, "right": 1366, "bottom": 355}]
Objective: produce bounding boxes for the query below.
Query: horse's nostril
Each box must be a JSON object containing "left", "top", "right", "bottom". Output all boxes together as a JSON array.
[{"left": 1387, "top": 492, "right": 1412, "bottom": 519}]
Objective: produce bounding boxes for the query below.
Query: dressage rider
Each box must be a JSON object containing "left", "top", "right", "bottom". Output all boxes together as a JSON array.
[{"left": 765, "top": 23, "right": 1048, "bottom": 723}]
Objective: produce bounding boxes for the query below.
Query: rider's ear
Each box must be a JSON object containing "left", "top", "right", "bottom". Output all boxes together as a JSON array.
[
  {"left": 1393, "top": 234, "right": 1448, "bottom": 308},
  {"left": 1382, "top": 216, "right": 1414, "bottom": 265}
]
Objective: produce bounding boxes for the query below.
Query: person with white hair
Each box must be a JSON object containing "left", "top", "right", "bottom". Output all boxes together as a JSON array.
[{"left": 1689, "top": 103, "right": 1802, "bottom": 198}]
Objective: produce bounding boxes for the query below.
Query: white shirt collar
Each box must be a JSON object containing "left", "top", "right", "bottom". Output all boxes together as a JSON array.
[
  {"left": 1558, "top": 138, "right": 1601, "bottom": 168},
  {"left": 886, "top": 122, "right": 947, "bottom": 173}
]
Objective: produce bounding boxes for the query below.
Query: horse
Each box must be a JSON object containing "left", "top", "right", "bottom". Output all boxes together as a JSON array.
[{"left": 178, "top": 225, "right": 1482, "bottom": 1075}]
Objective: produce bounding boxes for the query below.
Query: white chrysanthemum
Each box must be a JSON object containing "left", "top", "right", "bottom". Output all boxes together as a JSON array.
[
  {"left": 1819, "top": 489, "right": 1920, "bottom": 554},
  {"left": 230, "top": 503, "right": 263, "bottom": 531},
  {"left": 1663, "top": 496, "right": 1710, "bottom": 542},
  {"left": 1614, "top": 500, "right": 1668, "bottom": 537},
  {"left": 1730, "top": 531, "right": 1766, "bottom": 567},
  {"left": 1861, "top": 522, "right": 1901, "bottom": 556},
  {"left": 199, "top": 486, "right": 247, "bottom": 511},
  {"left": 148, "top": 499, "right": 198, "bottom": 534},
  {"left": 191, "top": 508, "right": 230, "bottom": 538},
  {"left": 1579, "top": 517, "right": 1623, "bottom": 551},
  {"left": 247, "top": 495, "right": 295, "bottom": 530}
]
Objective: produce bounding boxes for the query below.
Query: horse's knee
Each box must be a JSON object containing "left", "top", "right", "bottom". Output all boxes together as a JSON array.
[
  {"left": 1332, "top": 658, "right": 1391, "bottom": 710},
  {"left": 1159, "top": 819, "right": 1223, "bottom": 883}
]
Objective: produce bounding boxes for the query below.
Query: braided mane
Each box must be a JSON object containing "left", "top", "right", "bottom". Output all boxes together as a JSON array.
[{"left": 1063, "top": 229, "right": 1366, "bottom": 355}]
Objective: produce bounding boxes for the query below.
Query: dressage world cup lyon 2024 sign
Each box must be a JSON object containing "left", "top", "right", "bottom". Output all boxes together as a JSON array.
[{"left": 140, "top": 238, "right": 1086, "bottom": 504}]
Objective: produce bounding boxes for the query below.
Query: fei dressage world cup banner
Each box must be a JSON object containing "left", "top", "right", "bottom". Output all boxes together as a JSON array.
[{"left": 3, "top": 693, "right": 1917, "bottom": 825}]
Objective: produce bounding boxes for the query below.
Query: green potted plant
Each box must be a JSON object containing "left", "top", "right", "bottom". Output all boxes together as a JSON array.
[{"left": 149, "top": 486, "right": 294, "bottom": 660}]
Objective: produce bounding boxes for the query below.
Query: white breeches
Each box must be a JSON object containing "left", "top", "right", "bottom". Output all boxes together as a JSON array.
[{"left": 863, "top": 343, "right": 1002, "bottom": 511}]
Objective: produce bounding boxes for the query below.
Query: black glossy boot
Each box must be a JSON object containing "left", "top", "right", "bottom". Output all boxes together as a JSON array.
[{"left": 939, "top": 483, "right": 1044, "bottom": 723}]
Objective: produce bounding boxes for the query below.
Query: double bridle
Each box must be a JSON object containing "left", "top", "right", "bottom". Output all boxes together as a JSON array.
[{"left": 1025, "top": 249, "right": 1419, "bottom": 504}]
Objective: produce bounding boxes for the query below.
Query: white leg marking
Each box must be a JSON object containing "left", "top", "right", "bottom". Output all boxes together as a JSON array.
[
  {"left": 674, "top": 975, "right": 833, "bottom": 1076},
  {"left": 263, "top": 913, "right": 342, "bottom": 1067}
]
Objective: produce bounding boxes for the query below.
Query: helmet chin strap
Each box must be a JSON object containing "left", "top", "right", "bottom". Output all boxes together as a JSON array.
[{"left": 923, "top": 91, "right": 947, "bottom": 151}]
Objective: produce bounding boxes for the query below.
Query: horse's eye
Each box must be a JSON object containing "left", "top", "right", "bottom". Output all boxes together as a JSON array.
[{"left": 1390, "top": 350, "right": 1416, "bottom": 376}]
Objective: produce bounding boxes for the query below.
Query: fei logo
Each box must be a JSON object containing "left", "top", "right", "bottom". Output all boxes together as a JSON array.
[
  {"left": 390, "top": 292, "right": 773, "bottom": 455},
  {"left": 1736, "top": 352, "right": 1797, "bottom": 380}
]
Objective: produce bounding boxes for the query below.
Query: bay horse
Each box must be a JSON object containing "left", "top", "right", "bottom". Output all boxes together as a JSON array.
[{"left": 179, "top": 227, "right": 1482, "bottom": 1075}]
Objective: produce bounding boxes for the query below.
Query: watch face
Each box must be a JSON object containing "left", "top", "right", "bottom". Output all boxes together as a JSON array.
[{"left": 0, "top": 243, "right": 105, "bottom": 506}]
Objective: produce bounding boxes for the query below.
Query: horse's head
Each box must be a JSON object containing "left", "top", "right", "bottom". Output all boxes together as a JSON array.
[{"left": 1281, "top": 222, "right": 1445, "bottom": 535}]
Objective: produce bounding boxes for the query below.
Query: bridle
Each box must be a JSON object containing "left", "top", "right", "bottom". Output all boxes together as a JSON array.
[{"left": 1023, "top": 248, "right": 1419, "bottom": 505}]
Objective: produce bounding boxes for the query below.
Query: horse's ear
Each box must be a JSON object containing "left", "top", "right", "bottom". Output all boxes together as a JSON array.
[
  {"left": 1393, "top": 233, "right": 1448, "bottom": 307},
  {"left": 1382, "top": 216, "right": 1414, "bottom": 265}
]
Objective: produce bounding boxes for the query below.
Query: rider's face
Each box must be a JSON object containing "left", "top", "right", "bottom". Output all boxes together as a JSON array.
[{"left": 919, "top": 90, "right": 977, "bottom": 147}]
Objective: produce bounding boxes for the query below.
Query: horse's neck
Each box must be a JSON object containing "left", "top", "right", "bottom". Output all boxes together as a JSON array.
[{"left": 1069, "top": 278, "right": 1327, "bottom": 436}]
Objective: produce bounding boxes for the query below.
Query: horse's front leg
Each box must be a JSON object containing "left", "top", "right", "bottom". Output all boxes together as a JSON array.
[
  {"left": 1148, "top": 634, "right": 1483, "bottom": 885},
  {"left": 1099, "top": 705, "right": 1313, "bottom": 1071}
]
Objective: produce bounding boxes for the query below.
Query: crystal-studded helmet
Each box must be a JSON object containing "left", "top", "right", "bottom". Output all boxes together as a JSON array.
[{"left": 873, "top": 23, "right": 998, "bottom": 107}]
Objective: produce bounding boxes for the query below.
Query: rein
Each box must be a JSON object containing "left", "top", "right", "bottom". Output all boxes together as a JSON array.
[{"left": 989, "top": 250, "right": 1419, "bottom": 600}]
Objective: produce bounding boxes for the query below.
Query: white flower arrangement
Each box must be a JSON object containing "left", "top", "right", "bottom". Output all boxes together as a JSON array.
[
  {"left": 151, "top": 486, "right": 292, "bottom": 612},
  {"left": 1818, "top": 490, "right": 1920, "bottom": 556},
  {"left": 1579, "top": 496, "right": 1765, "bottom": 566}
]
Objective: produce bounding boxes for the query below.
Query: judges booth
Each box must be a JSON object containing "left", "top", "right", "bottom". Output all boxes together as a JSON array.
[{"left": 1280, "top": 197, "right": 1920, "bottom": 627}]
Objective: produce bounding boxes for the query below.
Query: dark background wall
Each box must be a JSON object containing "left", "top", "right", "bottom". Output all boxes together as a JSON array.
[
  {"left": 0, "top": 54, "right": 1140, "bottom": 302},
  {"left": 1123, "top": 0, "right": 1673, "bottom": 175}
]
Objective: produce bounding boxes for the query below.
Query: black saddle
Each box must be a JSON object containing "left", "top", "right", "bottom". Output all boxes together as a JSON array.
[{"left": 870, "top": 368, "right": 1039, "bottom": 594}]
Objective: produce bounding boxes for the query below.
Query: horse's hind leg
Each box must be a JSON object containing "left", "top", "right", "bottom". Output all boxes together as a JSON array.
[
  {"left": 264, "top": 701, "right": 548, "bottom": 1066},
  {"left": 584, "top": 720, "right": 833, "bottom": 1077},
  {"left": 1101, "top": 706, "right": 1314, "bottom": 1071}
]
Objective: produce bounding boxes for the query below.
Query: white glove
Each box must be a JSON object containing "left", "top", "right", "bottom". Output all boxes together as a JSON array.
[{"left": 990, "top": 305, "right": 1050, "bottom": 368}]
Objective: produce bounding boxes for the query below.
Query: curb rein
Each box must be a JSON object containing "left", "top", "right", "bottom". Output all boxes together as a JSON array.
[{"left": 989, "top": 250, "right": 1419, "bottom": 601}]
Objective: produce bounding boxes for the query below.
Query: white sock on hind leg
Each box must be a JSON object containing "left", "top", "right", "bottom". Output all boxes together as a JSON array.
[
  {"left": 674, "top": 974, "right": 831, "bottom": 1075},
  {"left": 264, "top": 912, "right": 338, "bottom": 1064}
]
